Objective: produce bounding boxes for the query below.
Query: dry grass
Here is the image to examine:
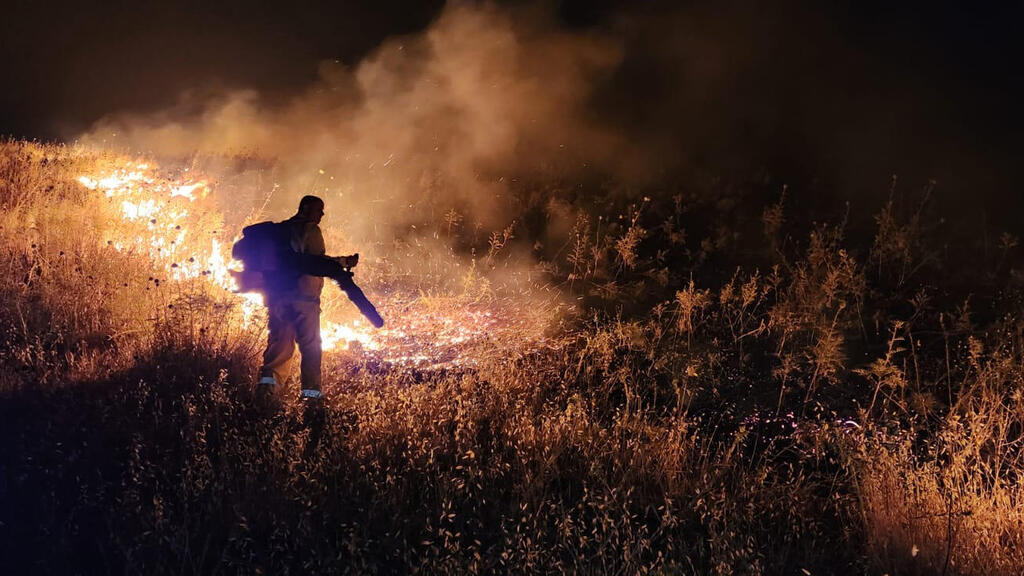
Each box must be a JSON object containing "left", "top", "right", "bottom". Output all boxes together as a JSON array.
[
  {"left": 1, "top": 139, "right": 1022, "bottom": 574},
  {"left": 851, "top": 337, "right": 1024, "bottom": 575}
]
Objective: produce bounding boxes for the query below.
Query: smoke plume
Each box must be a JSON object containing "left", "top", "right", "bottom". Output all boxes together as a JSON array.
[
  {"left": 79, "top": 1, "right": 1024, "bottom": 245},
  {"left": 80, "top": 4, "right": 633, "bottom": 245}
]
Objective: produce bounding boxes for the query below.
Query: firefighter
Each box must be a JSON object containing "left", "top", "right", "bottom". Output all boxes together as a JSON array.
[{"left": 258, "top": 195, "right": 356, "bottom": 399}]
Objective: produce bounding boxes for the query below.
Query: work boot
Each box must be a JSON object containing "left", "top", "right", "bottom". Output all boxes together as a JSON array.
[
  {"left": 301, "top": 389, "right": 324, "bottom": 422},
  {"left": 255, "top": 372, "right": 281, "bottom": 413}
]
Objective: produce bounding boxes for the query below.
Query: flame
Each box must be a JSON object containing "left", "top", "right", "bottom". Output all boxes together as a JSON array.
[
  {"left": 322, "top": 320, "right": 378, "bottom": 351},
  {"left": 76, "top": 159, "right": 554, "bottom": 371}
]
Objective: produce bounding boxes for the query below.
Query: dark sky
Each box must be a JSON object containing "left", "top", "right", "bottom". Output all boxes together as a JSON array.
[
  {"left": 0, "top": 0, "right": 444, "bottom": 137},
  {"left": 2, "top": 0, "right": 1022, "bottom": 230}
]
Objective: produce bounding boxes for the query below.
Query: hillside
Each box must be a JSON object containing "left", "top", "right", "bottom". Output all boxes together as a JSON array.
[{"left": 1, "top": 139, "right": 1022, "bottom": 574}]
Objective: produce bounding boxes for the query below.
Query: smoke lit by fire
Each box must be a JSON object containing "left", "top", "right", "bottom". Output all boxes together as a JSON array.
[{"left": 76, "top": 160, "right": 556, "bottom": 372}]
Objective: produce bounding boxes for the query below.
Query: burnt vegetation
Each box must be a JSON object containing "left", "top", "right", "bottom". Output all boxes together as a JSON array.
[{"left": 2, "top": 139, "right": 1023, "bottom": 574}]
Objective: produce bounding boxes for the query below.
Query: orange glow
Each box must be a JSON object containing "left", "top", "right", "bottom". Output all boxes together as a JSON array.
[{"left": 76, "top": 160, "right": 555, "bottom": 370}]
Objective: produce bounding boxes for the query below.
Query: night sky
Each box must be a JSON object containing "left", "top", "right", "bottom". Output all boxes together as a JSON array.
[{"left": 2, "top": 0, "right": 1022, "bottom": 230}]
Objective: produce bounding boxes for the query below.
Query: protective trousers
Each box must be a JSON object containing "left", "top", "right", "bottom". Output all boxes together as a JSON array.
[{"left": 261, "top": 299, "right": 322, "bottom": 392}]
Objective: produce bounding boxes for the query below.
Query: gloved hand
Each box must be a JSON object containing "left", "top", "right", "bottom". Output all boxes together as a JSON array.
[{"left": 335, "top": 253, "right": 359, "bottom": 269}]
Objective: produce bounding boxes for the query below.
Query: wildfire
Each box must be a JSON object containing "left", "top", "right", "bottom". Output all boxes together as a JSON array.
[{"left": 76, "top": 160, "right": 555, "bottom": 371}]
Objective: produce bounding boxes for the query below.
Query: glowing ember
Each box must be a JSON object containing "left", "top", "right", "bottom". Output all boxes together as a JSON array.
[{"left": 321, "top": 319, "right": 378, "bottom": 351}]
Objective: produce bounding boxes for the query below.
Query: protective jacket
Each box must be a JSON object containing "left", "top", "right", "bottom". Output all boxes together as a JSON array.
[
  {"left": 260, "top": 213, "right": 326, "bottom": 393},
  {"left": 266, "top": 215, "right": 326, "bottom": 302}
]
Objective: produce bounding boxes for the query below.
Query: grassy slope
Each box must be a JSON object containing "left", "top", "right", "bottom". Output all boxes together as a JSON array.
[{"left": 1, "top": 140, "right": 1022, "bottom": 574}]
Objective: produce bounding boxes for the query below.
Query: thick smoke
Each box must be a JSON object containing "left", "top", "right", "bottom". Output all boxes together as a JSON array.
[
  {"left": 79, "top": 0, "right": 1024, "bottom": 247},
  {"left": 80, "top": 4, "right": 633, "bottom": 245}
]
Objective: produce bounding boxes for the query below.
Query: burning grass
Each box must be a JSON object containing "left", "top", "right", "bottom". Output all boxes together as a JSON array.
[
  {"left": 29, "top": 144, "right": 559, "bottom": 374},
  {"left": 2, "top": 139, "right": 1024, "bottom": 574}
]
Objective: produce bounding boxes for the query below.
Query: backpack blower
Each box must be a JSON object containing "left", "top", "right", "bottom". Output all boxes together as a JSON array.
[{"left": 230, "top": 221, "right": 385, "bottom": 328}]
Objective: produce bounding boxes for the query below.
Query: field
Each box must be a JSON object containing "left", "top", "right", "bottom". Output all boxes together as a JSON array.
[{"left": 1, "top": 139, "right": 1022, "bottom": 574}]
